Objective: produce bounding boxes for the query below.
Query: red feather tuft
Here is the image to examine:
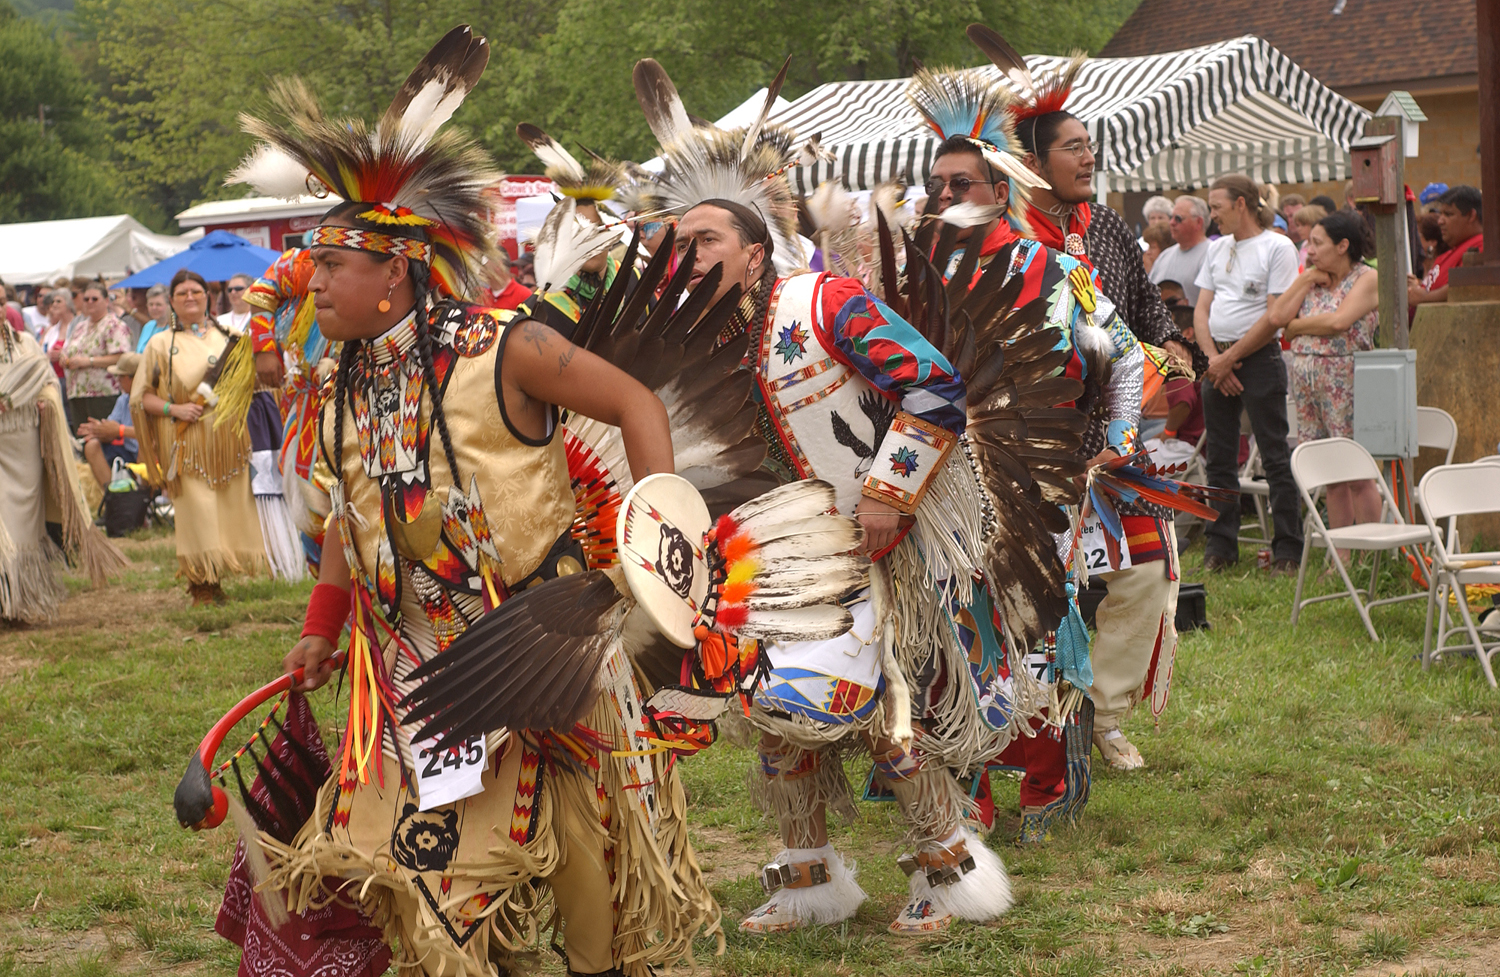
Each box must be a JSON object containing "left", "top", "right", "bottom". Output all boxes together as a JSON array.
[
  {"left": 1008, "top": 52, "right": 1085, "bottom": 125},
  {"left": 714, "top": 604, "right": 749, "bottom": 630},
  {"left": 712, "top": 513, "right": 739, "bottom": 541}
]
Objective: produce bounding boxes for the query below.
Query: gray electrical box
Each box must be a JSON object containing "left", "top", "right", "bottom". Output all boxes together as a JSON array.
[{"left": 1352, "top": 348, "right": 1418, "bottom": 459}]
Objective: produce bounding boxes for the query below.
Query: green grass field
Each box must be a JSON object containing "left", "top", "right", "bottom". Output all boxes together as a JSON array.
[{"left": 3, "top": 528, "right": 1499, "bottom": 976}]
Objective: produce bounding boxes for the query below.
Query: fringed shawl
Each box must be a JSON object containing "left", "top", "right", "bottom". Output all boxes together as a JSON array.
[{"left": 131, "top": 326, "right": 252, "bottom": 493}]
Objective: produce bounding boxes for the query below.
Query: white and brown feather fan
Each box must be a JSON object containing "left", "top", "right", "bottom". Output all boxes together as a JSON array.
[
  {"left": 566, "top": 224, "right": 778, "bottom": 518},
  {"left": 881, "top": 210, "right": 1087, "bottom": 653},
  {"left": 532, "top": 197, "right": 623, "bottom": 292}
]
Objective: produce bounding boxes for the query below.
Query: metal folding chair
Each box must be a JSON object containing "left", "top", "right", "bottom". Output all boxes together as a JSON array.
[
  {"left": 1289, "top": 438, "right": 1431, "bottom": 641},
  {"left": 1415, "top": 406, "right": 1458, "bottom": 466},
  {"left": 1417, "top": 461, "right": 1500, "bottom": 687},
  {"left": 1237, "top": 415, "right": 1271, "bottom": 545}
]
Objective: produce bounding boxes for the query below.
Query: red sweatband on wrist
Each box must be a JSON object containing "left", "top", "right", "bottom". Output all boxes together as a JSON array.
[{"left": 302, "top": 582, "right": 351, "bottom": 643}]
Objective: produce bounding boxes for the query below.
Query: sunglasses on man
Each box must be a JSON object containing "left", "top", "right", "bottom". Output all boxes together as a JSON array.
[{"left": 924, "top": 175, "right": 994, "bottom": 197}]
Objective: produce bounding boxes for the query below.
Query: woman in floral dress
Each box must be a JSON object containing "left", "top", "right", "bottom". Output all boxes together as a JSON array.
[
  {"left": 61, "top": 281, "right": 131, "bottom": 425},
  {"left": 1269, "top": 210, "right": 1380, "bottom": 536}
]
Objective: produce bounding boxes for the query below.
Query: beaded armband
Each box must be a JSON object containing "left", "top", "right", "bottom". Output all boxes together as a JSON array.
[{"left": 860, "top": 411, "right": 958, "bottom": 514}]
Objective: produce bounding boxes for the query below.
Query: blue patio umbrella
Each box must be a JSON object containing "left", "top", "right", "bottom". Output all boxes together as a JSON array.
[{"left": 116, "top": 229, "right": 282, "bottom": 287}]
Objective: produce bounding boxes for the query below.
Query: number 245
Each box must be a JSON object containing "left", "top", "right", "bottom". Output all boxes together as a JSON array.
[{"left": 420, "top": 736, "right": 481, "bottom": 776}]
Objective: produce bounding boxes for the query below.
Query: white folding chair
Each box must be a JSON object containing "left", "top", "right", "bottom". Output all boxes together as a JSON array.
[
  {"left": 1238, "top": 413, "right": 1271, "bottom": 545},
  {"left": 1417, "top": 462, "right": 1500, "bottom": 686},
  {"left": 1416, "top": 406, "right": 1458, "bottom": 466},
  {"left": 1289, "top": 438, "right": 1431, "bottom": 641}
]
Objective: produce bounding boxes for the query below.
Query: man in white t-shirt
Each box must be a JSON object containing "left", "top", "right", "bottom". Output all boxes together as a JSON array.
[
  {"left": 1193, "top": 175, "right": 1302, "bottom": 572},
  {"left": 1149, "top": 195, "right": 1211, "bottom": 306}
]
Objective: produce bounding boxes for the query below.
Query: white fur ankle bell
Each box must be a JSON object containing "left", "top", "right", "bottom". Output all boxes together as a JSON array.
[{"left": 907, "top": 828, "right": 1013, "bottom": 922}]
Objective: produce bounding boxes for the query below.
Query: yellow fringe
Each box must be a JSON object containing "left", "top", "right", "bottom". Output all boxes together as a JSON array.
[
  {"left": 211, "top": 335, "right": 257, "bottom": 435},
  {"left": 133, "top": 406, "right": 251, "bottom": 495}
]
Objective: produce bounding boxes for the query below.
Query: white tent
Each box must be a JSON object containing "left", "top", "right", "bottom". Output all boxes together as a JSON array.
[
  {"left": 0, "top": 215, "right": 202, "bottom": 286},
  {"left": 769, "top": 36, "right": 1370, "bottom": 194}
]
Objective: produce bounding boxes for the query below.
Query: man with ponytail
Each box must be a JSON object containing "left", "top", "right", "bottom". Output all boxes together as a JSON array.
[{"left": 1193, "top": 174, "right": 1303, "bottom": 572}]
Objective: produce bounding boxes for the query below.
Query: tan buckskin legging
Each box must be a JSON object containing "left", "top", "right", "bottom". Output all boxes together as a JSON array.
[{"left": 1087, "top": 527, "right": 1179, "bottom": 731}]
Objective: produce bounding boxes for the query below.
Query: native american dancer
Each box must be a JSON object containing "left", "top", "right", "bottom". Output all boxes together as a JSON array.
[
  {"left": 175, "top": 27, "right": 867, "bottom": 977},
  {"left": 626, "top": 58, "right": 1090, "bottom": 935},
  {"left": 213, "top": 247, "right": 334, "bottom": 577},
  {"left": 0, "top": 324, "right": 125, "bottom": 622},
  {"left": 132, "top": 270, "right": 268, "bottom": 604},
  {"left": 969, "top": 25, "right": 1203, "bottom": 777},
  {"left": 914, "top": 37, "right": 1230, "bottom": 844}
]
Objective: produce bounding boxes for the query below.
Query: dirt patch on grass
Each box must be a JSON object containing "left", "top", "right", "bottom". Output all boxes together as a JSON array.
[
  {"left": 0, "top": 917, "right": 112, "bottom": 963},
  {"left": 1352, "top": 936, "right": 1500, "bottom": 976},
  {"left": 691, "top": 824, "right": 778, "bottom": 884},
  {"left": 0, "top": 654, "right": 38, "bottom": 682}
]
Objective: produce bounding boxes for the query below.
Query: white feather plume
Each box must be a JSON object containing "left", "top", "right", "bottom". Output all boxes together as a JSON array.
[
  {"left": 226, "top": 144, "right": 313, "bottom": 200},
  {"left": 931, "top": 201, "right": 1004, "bottom": 228},
  {"left": 532, "top": 198, "right": 623, "bottom": 292}
]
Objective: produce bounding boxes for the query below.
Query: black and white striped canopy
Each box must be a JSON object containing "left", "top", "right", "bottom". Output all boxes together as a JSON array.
[{"left": 771, "top": 35, "right": 1370, "bottom": 194}]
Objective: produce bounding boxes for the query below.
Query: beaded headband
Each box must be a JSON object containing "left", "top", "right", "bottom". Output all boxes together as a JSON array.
[{"left": 308, "top": 225, "right": 433, "bottom": 264}]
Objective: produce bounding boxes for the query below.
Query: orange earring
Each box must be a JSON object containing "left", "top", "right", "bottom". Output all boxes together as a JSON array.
[{"left": 377, "top": 284, "right": 393, "bottom": 314}]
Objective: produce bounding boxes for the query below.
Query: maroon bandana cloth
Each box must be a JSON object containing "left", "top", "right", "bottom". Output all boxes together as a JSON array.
[{"left": 213, "top": 693, "right": 391, "bottom": 977}]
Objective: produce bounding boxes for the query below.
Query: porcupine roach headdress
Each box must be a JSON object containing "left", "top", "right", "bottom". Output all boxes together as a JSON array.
[
  {"left": 631, "top": 57, "right": 809, "bottom": 271},
  {"left": 226, "top": 25, "right": 501, "bottom": 301},
  {"left": 966, "top": 24, "right": 1086, "bottom": 152},
  {"left": 516, "top": 123, "right": 627, "bottom": 204},
  {"left": 905, "top": 64, "right": 1049, "bottom": 232}
]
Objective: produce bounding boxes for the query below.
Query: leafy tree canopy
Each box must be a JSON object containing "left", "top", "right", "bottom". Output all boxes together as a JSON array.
[
  {"left": 0, "top": 0, "right": 119, "bottom": 221},
  {"left": 50, "top": 0, "right": 1138, "bottom": 227}
]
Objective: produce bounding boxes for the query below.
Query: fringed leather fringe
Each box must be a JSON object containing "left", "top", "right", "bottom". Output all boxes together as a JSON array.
[
  {"left": 750, "top": 744, "right": 858, "bottom": 847},
  {"left": 260, "top": 762, "right": 562, "bottom": 977},
  {"left": 132, "top": 404, "right": 251, "bottom": 495},
  {"left": 886, "top": 764, "right": 979, "bottom": 847},
  {"left": 179, "top": 548, "right": 267, "bottom": 587},
  {"left": 747, "top": 699, "right": 884, "bottom": 754},
  {"left": 575, "top": 695, "right": 722, "bottom": 975},
  {"left": 37, "top": 396, "right": 127, "bottom": 586},
  {"left": 889, "top": 540, "right": 1028, "bottom": 774},
  {"left": 0, "top": 541, "right": 67, "bottom": 623},
  {"left": 907, "top": 453, "right": 987, "bottom": 586},
  {"left": 0, "top": 402, "right": 39, "bottom": 435}
]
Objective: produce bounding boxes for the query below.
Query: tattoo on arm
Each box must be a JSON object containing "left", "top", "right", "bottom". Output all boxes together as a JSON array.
[
  {"left": 519, "top": 319, "right": 551, "bottom": 357},
  {"left": 557, "top": 344, "right": 576, "bottom": 376}
]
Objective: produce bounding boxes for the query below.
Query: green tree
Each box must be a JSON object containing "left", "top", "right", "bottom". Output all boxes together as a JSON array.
[
  {"left": 0, "top": 1, "right": 118, "bottom": 221},
  {"left": 68, "top": 0, "right": 1141, "bottom": 224}
]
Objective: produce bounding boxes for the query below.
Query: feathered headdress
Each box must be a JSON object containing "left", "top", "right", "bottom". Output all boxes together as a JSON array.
[
  {"left": 516, "top": 123, "right": 627, "bottom": 204},
  {"left": 905, "top": 65, "right": 1047, "bottom": 230},
  {"left": 631, "top": 57, "right": 813, "bottom": 273},
  {"left": 227, "top": 25, "right": 502, "bottom": 300},
  {"left": 967, "top": 24, "right": 1086, "bottom": 132}
]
